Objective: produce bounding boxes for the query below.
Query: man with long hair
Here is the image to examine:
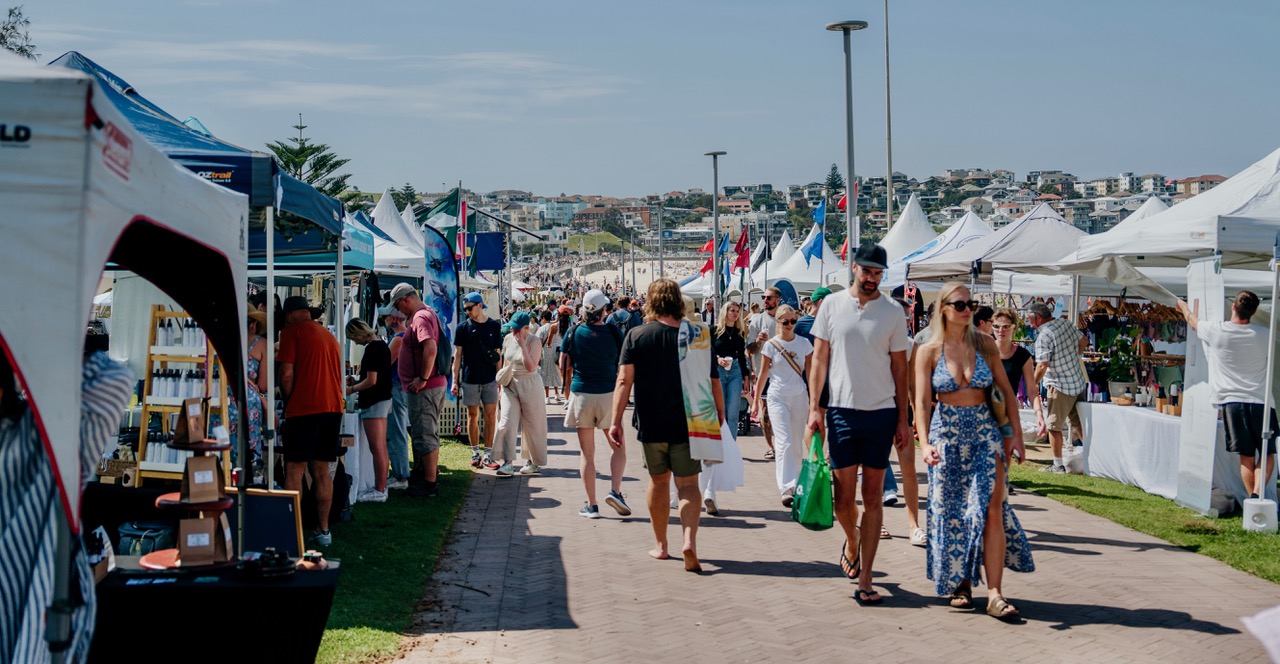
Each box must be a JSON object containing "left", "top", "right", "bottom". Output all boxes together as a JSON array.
[{"left": 609, "top": 279, "right": 724, "bottom": 572}]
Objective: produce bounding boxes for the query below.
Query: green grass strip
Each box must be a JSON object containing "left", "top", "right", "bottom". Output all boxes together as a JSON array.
[
  {"left": 1010, "top": 462, "right": 1280, "bottom": 584},
  {"left": 315, "top": 441, "right": 474, "bottom": 663}
]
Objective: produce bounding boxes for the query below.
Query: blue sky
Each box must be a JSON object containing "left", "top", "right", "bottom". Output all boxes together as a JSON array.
[{"left": 31, "top": 0, "right": 1280, "bottom": 197}]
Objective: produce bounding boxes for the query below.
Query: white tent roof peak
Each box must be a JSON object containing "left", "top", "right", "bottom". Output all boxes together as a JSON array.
[
  {"left": 880, "top": 193, "right": 936, "bottom": 264},
  {"left": 371, "top": 188, "right": 424, "bottom": 252},
  {"left": 907, "top": 203, "right": 1083, "bottom": 282},
  {"left": 882, "top": 211, "right": 993, "bottom": 288}
]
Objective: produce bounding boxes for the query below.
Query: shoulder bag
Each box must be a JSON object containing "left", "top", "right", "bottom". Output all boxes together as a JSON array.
[
  {"left": 496, "top": 335, "right": 516, "bottom": 387},
  {"left": 769, "top": 338, "right": 808, "bottom": 389}
]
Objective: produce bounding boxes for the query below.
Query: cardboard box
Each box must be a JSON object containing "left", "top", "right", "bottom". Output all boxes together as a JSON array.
[{"left": 181, "top": 455, "right": 222, "bottom": 504}]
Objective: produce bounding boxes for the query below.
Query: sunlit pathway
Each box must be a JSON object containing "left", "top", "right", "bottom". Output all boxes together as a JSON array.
[{"left": 403, "top": 410, "right": 1279, "bottom": 663}]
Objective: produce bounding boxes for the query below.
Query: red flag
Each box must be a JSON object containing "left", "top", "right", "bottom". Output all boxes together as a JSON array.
[
  {"left": 840, "top": 237, "right": 848, "bottom": 261},
  {"left": 696, "top": 238, "right": 714, "bottom": 252},
  {"left": 837, "top": 194, "right": 847, "bottom": 211},
  {"left": 733, "top": 228, "right": 751, "bottom": 269},
  {"left": 699, "top": 255, "right": 715, "bottom": 274}
]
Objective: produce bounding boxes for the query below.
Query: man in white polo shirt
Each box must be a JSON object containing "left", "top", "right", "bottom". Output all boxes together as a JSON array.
[{"left": 807, "top": 242, "right": 912, "bottom": 606}]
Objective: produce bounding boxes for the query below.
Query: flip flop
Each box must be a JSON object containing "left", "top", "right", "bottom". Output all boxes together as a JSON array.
[
  {"left": 855, "top": 588, "right": 884, "bottom": 605},
  {"left": 839, "top": 540, "right": 861, "bottom": 580}
]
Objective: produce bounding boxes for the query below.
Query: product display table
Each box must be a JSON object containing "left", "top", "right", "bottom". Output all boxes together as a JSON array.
[{"left": 1079, "top": 403, "right": 1181, "bottom": 499}]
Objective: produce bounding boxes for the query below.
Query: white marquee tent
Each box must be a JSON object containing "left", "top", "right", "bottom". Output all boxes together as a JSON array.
[
  {"left": 882, "top": 211, "right": 993, "bottom": 289},
  {"left": 751, "top": 228, "right": 797, "bottom": 285},
  {"left": 370, "top": 188, "right": 425, "bottom": 278},
  {"left": 879, "top": 193, "right": 937, "bottom": 264},
  {"left": 764, "top": 225, "right": 847, "bottom": 291},
  {"left": 908, "top": 203, "right": 1085, "bottom": 282}
]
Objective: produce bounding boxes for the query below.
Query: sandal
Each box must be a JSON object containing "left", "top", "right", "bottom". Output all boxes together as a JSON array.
[
  {"left": 949, "top": 582, "right": 973, "bottom": 609},
  {"left": 839, "top": 540, "right": 861, "bottom": 580},
  {"left": 763, "top": 449, "right": 775, "bottom": 460},
  {"left": 987, "top": 595, "right": 1020, "bottom": 621},
  {"left": 854, "top": 588, "right": 884, "bottom": 605},
  {"left": 880, "top": 525, "right": 892, "bottom": 540}
]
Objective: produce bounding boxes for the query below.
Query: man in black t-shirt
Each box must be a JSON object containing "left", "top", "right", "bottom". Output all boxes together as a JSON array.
[
  {"left": 609, "top": 279, "right": 723, "bottom": 574},
  {"left": 452, "top": 293, "right": 503, "bottom": 469}
]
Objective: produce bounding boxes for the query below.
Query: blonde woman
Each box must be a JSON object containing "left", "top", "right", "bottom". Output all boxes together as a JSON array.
[
  {"left": 752, "top": 304, "right": 813, "bottom": 506},
  {"left": 913, "top": 283, "right": 1033, "bottom": 620},
  {"left": 495, "top": 312, "right": 548, "bottom": 476},
  {"left": 345, "top": 317, "right": 393, "bottom": 500},
  {"left": 701, "top": 300, "right": 751, "bottom": 513}
]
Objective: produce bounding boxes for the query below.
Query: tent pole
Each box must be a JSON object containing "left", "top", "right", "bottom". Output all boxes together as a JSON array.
[
  {"left": 265, "top": 205, "right": 276, "bottom": 491},
  {"left": 336, "top": 226, "right": 346, "bottom": 402},
  {"left": 1258, "top": 242, "right": 1280, "bottom": 511},
  {"left": 46, "top": 503, "right": 71, "bottom": 664}
]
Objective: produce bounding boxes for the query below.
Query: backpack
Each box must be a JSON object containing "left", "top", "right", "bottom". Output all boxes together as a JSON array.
[{"left": 422, "top": 309, "right": 453, "bottom": 380}]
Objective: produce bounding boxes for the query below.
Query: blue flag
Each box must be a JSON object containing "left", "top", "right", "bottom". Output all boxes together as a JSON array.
[
  {"left": 717, "top": 232, "right": 731, "bottom": 254},
  {"left": 812, "top": 198, "right": 826, "bottom": 226},
  {"left": 801, "top": 229, "right": 825, "bottom": 266}
]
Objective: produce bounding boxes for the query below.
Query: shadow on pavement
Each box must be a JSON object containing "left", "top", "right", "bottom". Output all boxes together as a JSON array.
[
  {"left": 1014, "top": 600, "right": 1241, "bottom": 635},
  {"left": 1025, "top": 529, "right": 1189, "bottom": 554},
  {"left": 701, "top": 558, "right": 843, "bottom": 579}
]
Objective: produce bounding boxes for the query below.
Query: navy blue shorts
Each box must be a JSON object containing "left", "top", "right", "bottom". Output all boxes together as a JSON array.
[{"left": 827, "top": 407, "right": 897, "bottom": 470}]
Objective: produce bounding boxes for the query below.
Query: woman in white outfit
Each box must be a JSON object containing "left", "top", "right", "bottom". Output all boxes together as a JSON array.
[
  {"left": 537, "top": 310, "right": 563, "bottom": 404},
  {"left": 752, "top": 305, "right": 813, "bottom": 507},
  {"left": 495, "top": 312, "right": 549, "bottom": 476}
]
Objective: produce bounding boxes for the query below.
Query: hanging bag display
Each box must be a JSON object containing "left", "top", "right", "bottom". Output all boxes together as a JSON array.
[{"left": 791, "top": 433, "right": 833, "bottom": 531}]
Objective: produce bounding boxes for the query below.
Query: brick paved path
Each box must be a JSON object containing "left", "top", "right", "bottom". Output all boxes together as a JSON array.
[{"left": 403, "top": 410, "right": 1280, "bottom": 663}]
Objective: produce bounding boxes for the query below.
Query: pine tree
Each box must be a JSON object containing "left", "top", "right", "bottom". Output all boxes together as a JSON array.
[
  {"left": 1, "top": 6, "right": 37, "bottom": 60},
  {"left": 391, "top": 183, "right": 418, "bottom": 210},
  {"left": 266, "top": 114, "right": 360, "bottom": 209},
  {"left": 824, "top": 164, "right": 845, "bottom": 203}
]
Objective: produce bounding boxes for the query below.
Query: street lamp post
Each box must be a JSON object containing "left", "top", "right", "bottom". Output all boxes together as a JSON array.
[
  {"left": 705, "top": 151, "right": 727, "bottom": 303},
  {"left": 883, "top": 0, "right": 895, "bottom": 230},
  {"left": 827, "top": 19, "right": 868, "bottom": 285},
  {"left": 630, "top": 227, "right": 637, "bottom": 292},
  {"left": 657, "top": 202, "right": 665, "bottom": 279}
]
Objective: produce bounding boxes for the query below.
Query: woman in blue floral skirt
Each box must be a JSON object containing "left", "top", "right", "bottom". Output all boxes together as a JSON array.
[{"left": 913, "top": 282, "right": 1033, "bottom": 621}]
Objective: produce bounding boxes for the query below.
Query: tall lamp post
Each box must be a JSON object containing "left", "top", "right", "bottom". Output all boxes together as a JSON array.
[
  {"left": 827, "top": 19, "right": 867, "bottom": 284},
  {"left": 629, "top": 227, "right": 637, "bottom": 293},
  {"left": 657, "top": 202, "right": 665, "bottom": 278},
  {"left": 883, "top": 0, "right": 895, "bottom": 230},
  {"left": 705, "top": 150, "right": 727, "bottom": 303}
]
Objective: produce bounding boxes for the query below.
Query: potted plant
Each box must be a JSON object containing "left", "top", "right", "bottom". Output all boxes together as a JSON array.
[{"left": 1106, "top": 336, "right": 1138, "bottom": 399}]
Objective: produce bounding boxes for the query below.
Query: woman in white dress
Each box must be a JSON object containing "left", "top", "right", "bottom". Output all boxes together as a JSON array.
[{"left": 751, "top": 305, "right": 814, "bottom": 507}]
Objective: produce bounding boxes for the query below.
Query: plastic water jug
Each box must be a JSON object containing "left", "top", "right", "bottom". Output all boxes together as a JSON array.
[{"left": 1242, "top": 497, "right": 1278, "bottom": 533}]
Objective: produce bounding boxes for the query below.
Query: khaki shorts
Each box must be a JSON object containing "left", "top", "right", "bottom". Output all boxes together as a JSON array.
[
  {"left": 409, "top": 386, "right": 446, "bottom": 456},
  {"left": 564, "top": 392, "right": 612, "bottom": 430},
  {"left": 1045, "top": 386, "right": 1084, "bottom": 431},
  {"left": 641, "top": 442, "right": 700, "bottom": 478}
]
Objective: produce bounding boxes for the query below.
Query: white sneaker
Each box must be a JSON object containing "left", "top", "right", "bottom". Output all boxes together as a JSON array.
[
  {"left": 496, "top": 463, "right": 515, "bottom": 477},
  {"left": 519, "top": 462, "right": 541, "bottom": 475},
  {"left": 358, "top": 489, "right": 388, "bottom": 503},
  {"left": 883, "top": 490, "right": 899, "bottom": 506},
  {"left": 388, "top": 478, "right": 409, "bottom": 490}
]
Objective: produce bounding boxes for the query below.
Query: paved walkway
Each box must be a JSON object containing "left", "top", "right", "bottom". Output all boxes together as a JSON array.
[{"left": 403, "top": 409, "right": 1280, "bottom": 663}]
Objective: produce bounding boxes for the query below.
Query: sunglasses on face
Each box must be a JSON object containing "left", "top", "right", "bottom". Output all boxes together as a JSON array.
[
  {"left": 764, "top": 295, "right": 779, "bottom": 300},
  {"left": 780, "top": 319, "right": 798, "bottom": 325},
  {"left": 992, "top": 323, "right": 1013, "bottom": 331},
  {"left": 944, "top": 300, "right": 980, "bottom": 312}
]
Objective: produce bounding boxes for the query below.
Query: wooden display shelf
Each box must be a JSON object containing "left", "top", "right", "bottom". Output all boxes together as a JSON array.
[
  {"left": 155, "top": 492, "right": 235, "bottom": 512},
  {"left": 138, "top": 548, "right": 237, "bottom": 571},
  {"left": 137, "top": 460, "right": 186, "bottom": 474},
  {"left": 168, "top": 439, "right": 232, "bottom": 453}
]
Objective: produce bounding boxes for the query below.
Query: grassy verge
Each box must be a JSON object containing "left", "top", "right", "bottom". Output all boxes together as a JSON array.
[
  {"left": 1009, "top": 461, "right": 1280, "bottom": 584},
  {"left": 566, "top": 232, "right": 633, "bottom": 253},
  {"left": 315, "top": 441, "right": 474, "bottom": 664}
]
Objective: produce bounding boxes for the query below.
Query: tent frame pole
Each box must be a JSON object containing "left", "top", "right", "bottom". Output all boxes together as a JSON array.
[
  {"left": 1257, "top": 241, "right": 1280, "bottom": 511},
  {"left": 265, "top": 205, "right": 277, "bottom": 492}
]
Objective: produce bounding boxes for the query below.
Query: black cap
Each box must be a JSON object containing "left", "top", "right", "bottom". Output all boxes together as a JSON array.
[
  {"left": 854, "top": 241, "right": 888, "bottom": 269},
  {"left": 282, "top": 296, "right": 312, "bottom": 313}
]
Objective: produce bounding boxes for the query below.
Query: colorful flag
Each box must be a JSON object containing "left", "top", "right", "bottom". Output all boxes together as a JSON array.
[
  {"left": 812, "top": 198, "right": 826, "bottom": 226},
  {"left": 696, "top": 237, "right": 715, "bottom": 252},
  {"left": 840, "top": 237, "right": 848, "bottom": 261},
  {"left": 699, "top": 255, "right": 715, "bottom": 274},
  {"left": 733, "top": 229, "right": 751, "bottom": 270},
  {"left": 801, "top": 229, "right": 825, "bottom": 266},
  {"left": 837, "top": 194, "right": 847, "bottom": 211}
]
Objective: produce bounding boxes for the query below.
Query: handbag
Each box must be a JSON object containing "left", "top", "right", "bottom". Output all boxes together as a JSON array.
[
  {"left": 986, "top": 384, "right": 1011, "bottom": 430},
  {"left": 496, "top": 335, "right": 516, "bottom": 386},
  {"left": 118, "top": 520, "right": 176, "bottom": 555},
  {"left": 769, "top": 338, "right": 808, "bottom": 390},
  {"left": 791, "top": 434, "right": 833, "bottom": 531}
]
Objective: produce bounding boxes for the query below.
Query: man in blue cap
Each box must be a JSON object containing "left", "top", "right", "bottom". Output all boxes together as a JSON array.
[{"left": 453, "top": 292, "right": 503, "bottom": 469}]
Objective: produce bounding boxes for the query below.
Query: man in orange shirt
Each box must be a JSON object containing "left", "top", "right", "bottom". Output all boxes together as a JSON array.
[{"left": 278, "top": 296, "right": 344, "bottom": 546}]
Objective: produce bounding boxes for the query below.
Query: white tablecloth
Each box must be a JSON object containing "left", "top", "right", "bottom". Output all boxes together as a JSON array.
[{"left": 1079, "top": 403, "right": 1180, "bottom": 500}]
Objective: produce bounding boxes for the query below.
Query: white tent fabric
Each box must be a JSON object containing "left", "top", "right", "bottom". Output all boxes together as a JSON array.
[
  {"left": 371, "top": 189, "right": 424, "bottom": 253},
  {"left": 751, "top": 229, "right": 796, "bottom": 285},
  {"left": 908, "top": 203, "right": 1085, "bottom": 282},
  {"left": 370, "top": 190, "right": 425, "bottom": 278},
  {"left": 512, "top": 279, "right": 537, "bottom": 291},
  {"left": 0, "top": 53, "right": 249, "bottom": 525},
  {"left": 880, "top": 193, "right": 937, "bottom": 264},
  {"left": 883, "top": 211, "right": 993, "bottom": 288},
  {"left": 765, "top": 225, "right": 847, "bottom": 291},
  {"left": 1073, "top": 148, "right": 1280, "bottom": 270}
]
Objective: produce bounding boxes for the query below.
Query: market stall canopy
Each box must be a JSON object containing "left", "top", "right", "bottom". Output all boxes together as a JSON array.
[
  {"left": 883, "top": 211, "right": 993, "bottom": 288},
  {"left": 907, "top": 203, "right": 1084, "bottom": 282},
  {"left": 1068, "top": 147, "right": 1280, "bottom": 270},
  {"left": 513, "top": 280, "right": 537, "bottom": 291},
  {"left": 49, "top": 51, "right": 342, "bottom": 234},
  {"left": 0, "top": 52, "right": 249, "bottom": 527},
  {"left": 248, "top": 217, "right": 375, "bottom": 272},
  {"left": 764, "top": 225, "right": 847, "bottom": 291},
  {"left": 371, "top": 188, "right": 425, "bottom": 252},
  {"left": 751, "top": 229, "right": 797, "bottom": 285},
  {"left": 879, "top": 193, "right": 937, "bottom": 263}
]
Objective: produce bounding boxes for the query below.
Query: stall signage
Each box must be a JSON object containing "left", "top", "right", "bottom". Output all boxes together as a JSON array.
[{"left": 102, "top": 122, "right": 132, "bottom": 180}]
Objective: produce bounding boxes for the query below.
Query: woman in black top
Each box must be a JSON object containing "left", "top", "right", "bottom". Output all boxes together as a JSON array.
[
  {"left": 713, "top": 301, "right": 752, "bottom": 422},
  {"left": 345, "top": 318, "right": 393, "bottom": 498},
  {"left": 993, "top": 308, "right": 1043, "bottom": 436}
]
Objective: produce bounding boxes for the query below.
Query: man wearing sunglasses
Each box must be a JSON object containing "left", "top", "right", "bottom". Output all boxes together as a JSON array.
[
  {"left": 453, "top": 292, "right": 503, "bottom": 470},
  {"left": 806, "top": 242, "right": 911, "bottom": 605},
  {"left": 1027, "top": 301, "right": 1087, "bottom": 474},
  {"left": 748, "top": 287, "right": 782, "bottom": 458}
]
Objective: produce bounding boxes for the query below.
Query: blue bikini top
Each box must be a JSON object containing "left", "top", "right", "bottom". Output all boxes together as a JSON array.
[{"left": 932, "top": 345, "right": 993, "bottom": 394}]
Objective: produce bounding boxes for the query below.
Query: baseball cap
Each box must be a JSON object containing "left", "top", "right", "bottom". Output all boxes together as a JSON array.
[
  {"left": 810, "top": 287, "right": 833, "bottom": 303},
  {"left": 854, "top": 242, "right": 889, "bottom": 270},
  {"left": 282, "top": 296, "right": 312, "bottom": 313},
  {"left": 557, "top": 305, "right": 573, "bottom": 316},
  {"left": 462, "top": 292, "right": 485, "bottom": 309},
  {"left": 388, "top": 282, "right": 417, "bottom": 305},
  {"left": 378, "top": 304, "right": 407, "bottom": 319},
  {"left": 582, "top": 289, "right": 610, "bottom": 313},
  {"left": 509, "top": 311, "right": 532, "bottom": 330}
]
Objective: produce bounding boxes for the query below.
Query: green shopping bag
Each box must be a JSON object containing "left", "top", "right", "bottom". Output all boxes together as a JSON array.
[{"left": 791, "top": 433, "right": 833, "bottom": 531}]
